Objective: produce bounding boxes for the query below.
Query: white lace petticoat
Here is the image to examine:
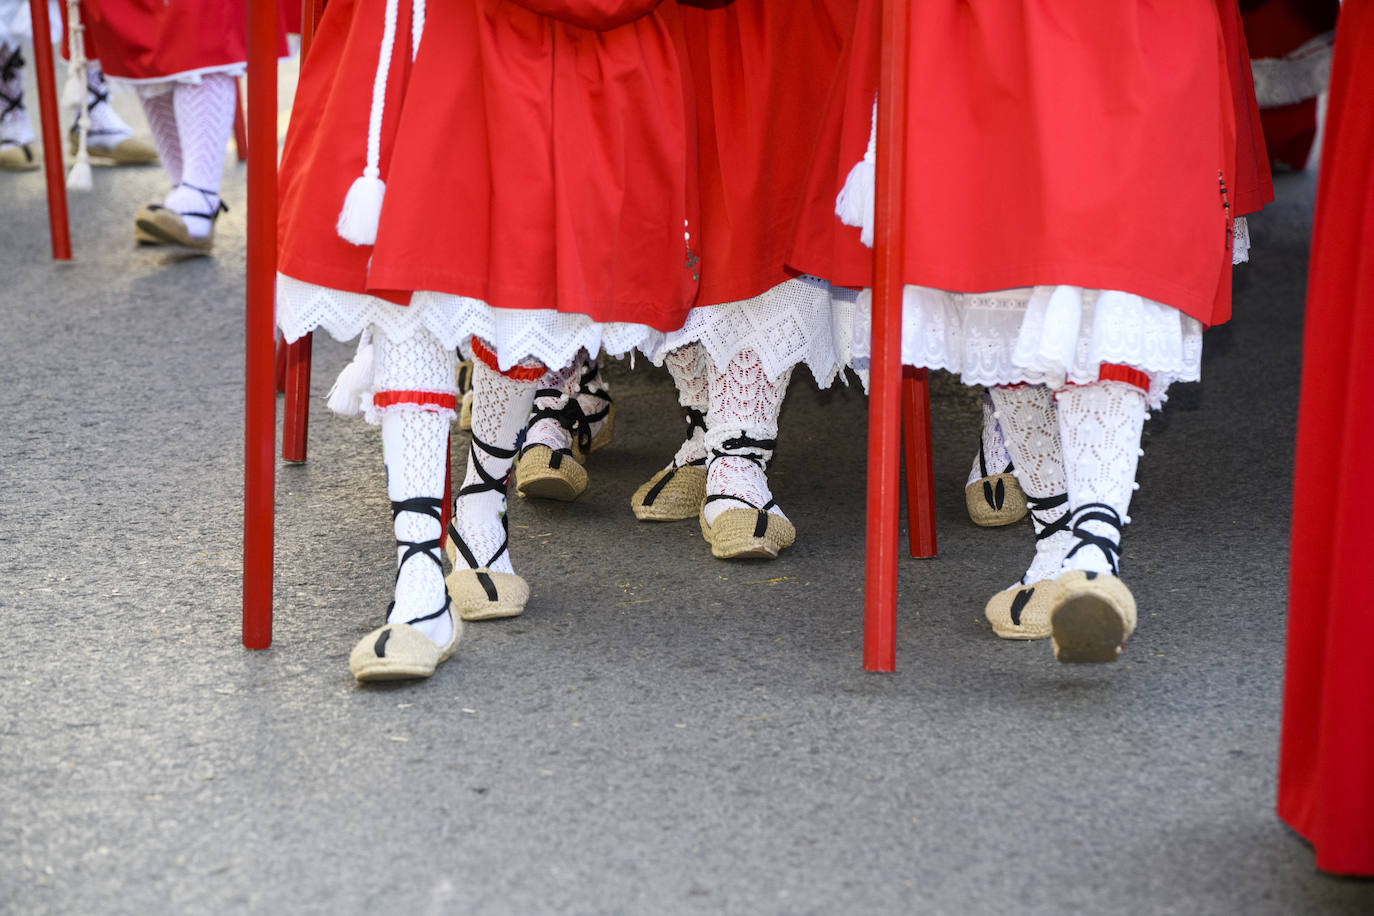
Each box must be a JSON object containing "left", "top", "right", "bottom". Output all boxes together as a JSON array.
[
  {"left": 276, "top": 273, "right": 669, "bottom": 372},
  {"left": 844, "top": 285, "right": 1204, "bottom": 409},
  {"left": 650, "top": 275, "right": 858, "bottom": 387}
]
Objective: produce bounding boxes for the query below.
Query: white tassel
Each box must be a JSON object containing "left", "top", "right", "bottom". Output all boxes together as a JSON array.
[
  {"left": 336, "top": 168, "right": 386, "bottom": 245},
  {"left": 327, "top": 331, "right": 376, "bottom": 416},
  {"left": 61, "top": 66, "right": 84, "bottom": 108},
  {"left": 835, "top": 100, "right": 878, "bottom": 248},
  {"left": 66, "top": 155, "right": 92, "bottom": 191},
  {"left": 337, "top": 0, "right": 399, "bottom": 246}
]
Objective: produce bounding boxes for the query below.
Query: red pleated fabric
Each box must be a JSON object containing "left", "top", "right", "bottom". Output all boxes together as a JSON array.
[
  {"left": 73, "top": 1, "right": 252, "bottom": 79},
  {"left": 792, "top": 0, "right": 1253, "bottom": 327},
  {"left": 672, "top": 0, "right": 853, "bottom": 305},
  {"left": 1277, "top": 0, "right": 1374, "bottom": 877},
  {"left": 277, "top": 0, "right": 698, "bottom": 330}
]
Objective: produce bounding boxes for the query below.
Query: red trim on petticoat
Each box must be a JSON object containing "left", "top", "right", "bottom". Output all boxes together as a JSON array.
[
  {"left": 1097, "top": 363, "right": 1151, "bottom": 393},
  {"left": 372, "top": 390, "right": 458, "bottom": 412},
  {"left": 469, "top": 337, "right": 547, "bottom": 381}
]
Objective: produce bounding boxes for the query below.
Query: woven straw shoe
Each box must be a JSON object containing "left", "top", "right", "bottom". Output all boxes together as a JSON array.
[
  {"left": 985, "top": 578, "right": 1063, "bottom": 639},
  {"left": 699, "top": 505, "right": 796, "bottom": 560},
  {"left": 134, "top": 205, "right": 217, "bottom": 253},
  {"left": 0, "top": 142, "right": 39, "bottom": 171},
  {"left": 349, "top": 616, "right": 462, "bottom": 682},
  {"left": 444, "top": 566, "right": 529, "bottom": 620},
  {"left": 631, "top": 464, "right": 706, "bottom": 521},
  {"left": 966, "top": 471, "right": 1026, "bottom": 527},
  {"left": 515, "top": 444, "right": 587, "bottom": 501},
  {"left": 73, "top": 131, "right": 157, "bottom": 165},
  {"left": 1049, "top": 570, "right": 1137, "bottom": 663}
]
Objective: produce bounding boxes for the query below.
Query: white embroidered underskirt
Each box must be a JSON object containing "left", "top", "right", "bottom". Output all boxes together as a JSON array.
[{"left": 842, "top": 285, "right": 1204, "bottom": 409}]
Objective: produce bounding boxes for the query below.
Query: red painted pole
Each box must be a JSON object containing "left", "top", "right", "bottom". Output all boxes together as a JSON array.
[
  {"left": 863, "top": 0, "right": 910, "bottom": 672},
  {"left": 233, "top": 79, "right": 249, "bottom": 163},
  {"left": 302, "top": 0, "right": 323, "bottom": 58},
  {"left": 243, "top": 0, "right": 278, "bottom": 650},
  {"left": 901, "top": 367, "right": 937, "bottom": 558},
  {"left": 27, "top": 0, "right": 71, "bottom": 260}
]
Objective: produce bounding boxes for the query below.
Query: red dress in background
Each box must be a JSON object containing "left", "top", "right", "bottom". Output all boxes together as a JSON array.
[
  {"left": 1277, "top": 0, "right": 1374, "bottom": 877},
  {"left": 72, "top": 1, "right": 253, "bottom": 81}
]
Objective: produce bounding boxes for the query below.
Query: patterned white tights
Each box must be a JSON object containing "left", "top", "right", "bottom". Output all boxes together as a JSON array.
[
  {"left": 1054, "top": 381, "right": 1147, "bottom": 575},
  {"left": 139, "top": 91, "right": 181, "bottom": 185},
  {"left": 373, "top": 327, "right": 458, "bottom": 647},
  {"left": 989, "top": 385, "right": 1072, "bottom": 584},
  {"left": 664, "top": 343, "right": 711, "bottom": 469},
  {"left": 159, "top": 74, "right": 236, "bottom": 237},
  {"left": 451, "top": 343, "right": 543, "bottom": 576},
  {"left": 703, "top": 348, "right": 792, "bottom": 526}
]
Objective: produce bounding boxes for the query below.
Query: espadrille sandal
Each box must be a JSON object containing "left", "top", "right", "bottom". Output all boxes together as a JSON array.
[
  {"left": 985, "top": 578, "right": 1063, "bottom": 640},
  {"left": 1049, "top": 502, "right": 1135, "bottom": 662},
  {"left": 965, "top": 432, "right": 1026, "bottom": 527},
  {"left": 515, "top": 443, "right": 587, "bottom": 501},
  {"left": 351, "top": 496, "right": 462, "bottom": 681},
  {"left": 72, "top": 130, "right": 157, "bottom": 165},
  {"left": 699, "top": 496, "right": 796, "bottom": 560},
  {"left": 632, "top": 463, "right": 706, "bottom": 521},
  {"left": 134, "top": 183, "right": 227, "bottom": 253},
  {"left": 445, "top": 433, "right": 529, "bottom": 620},
  {"left": 456, "top": 360, "right": 474, "bottom": 430},
  {"left": 0, "top": 141, "right": 38, "bottom": 171}
]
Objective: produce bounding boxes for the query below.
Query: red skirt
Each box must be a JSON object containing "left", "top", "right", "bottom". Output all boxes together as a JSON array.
[
  {"left": 1277, "top": 0, "right": 1374, "bottom": 877},
  {"left": 673, "top": 0, "right": 853, "bottom": 305},
  {"left": 792, "top": 0, "right": 1260, "bottom": 328},
  {"left": 72, "top": 1, "right": 256, "bottom": 81},
  {"left": 278, "top": 0, "right": 698, "bottom": 331}
]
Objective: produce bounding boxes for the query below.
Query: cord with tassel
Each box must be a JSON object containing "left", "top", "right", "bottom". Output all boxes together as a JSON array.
[{"left": 64, "top": 0, "right": 92, "bottom": 192}]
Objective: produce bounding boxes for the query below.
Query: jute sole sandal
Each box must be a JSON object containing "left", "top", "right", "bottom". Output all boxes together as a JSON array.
[
  {"left": 515, "top": 444, "right": 587, "bottom": 501},
  {"left": 631, "top": 464, "right": 706, "bottom": 521},
  {"left": 985, "top": 578, "right": 1061, "bottom": 640},
  {"left": 349, "top": 619, "right": 462, "bottom": 682},
  {"left": 134, "top": 205, "right": 215, "bottom": 254},
  {"left": 699, "top": 505, "right": 796, "bottom": 560},
  {"left": 0, "top": 142, "right": 40, "bottom": 171},
  {"left": 445, "top": 567, "right": 529, "bottom": 620},
  {"left": 965, "top": 472, "right": 1027, "bottom": 527},
  {"left": 72, "top": 132, "right": 158, "bottom": 165},
  {"left": 1049, "top": 570, "right": 1137, "bottom": 663}
]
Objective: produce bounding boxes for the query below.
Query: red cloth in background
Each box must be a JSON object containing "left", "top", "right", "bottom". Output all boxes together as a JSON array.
[
  {"left": 1277, "top": 0, "right": 1374, "bottom": 877},
  {"left": 673, "top": 0, "right": 853, "bottom": 305},
  {"left": 74, "top": 1, "right": 251, "bottom": 79}
]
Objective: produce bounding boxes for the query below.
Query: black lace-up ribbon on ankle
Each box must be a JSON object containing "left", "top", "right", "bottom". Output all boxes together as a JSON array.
[
  {"left": 449, "top": 433, "right": 517, "bottom": 602},
  {"left": 705, "top": 432, "right": 780, "bottom": 536},
  {"left": 1, "top": 47, "right": 25, "bottom": 119},
  {"left": 519, "top": 387, "right": 584, "bottom": 465},
  {"left": 1063, "top": 501, "right": 1124, "bottom": 575},
  {"left": 576, "top": 360, "right": 613, "bottom": 425},
  {"left": 387, "top": 495, "right": 451, "bottom": 626},
  {"left": 1026, "top": 492, "right": 1070, "bottom": 541}
]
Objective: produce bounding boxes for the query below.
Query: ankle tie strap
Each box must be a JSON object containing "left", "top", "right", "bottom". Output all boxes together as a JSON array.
[
  {"left": 448, "top": 432, "right": 516, "bottom": 572},
  {"left": 1025, "top": 492, "right": 1070, "bottom": 541},
  {"left": 709, "top": 432, "right": 777, "bottom": 469},
  {"left": 1064, "top": 502, "right": 1124, "bottom": 575},
  {"left": 388, "top": 496, "right": 450, "bottom": 626},
  {"left": 1, "top": 47, "right": 24, "bottom": 119}
]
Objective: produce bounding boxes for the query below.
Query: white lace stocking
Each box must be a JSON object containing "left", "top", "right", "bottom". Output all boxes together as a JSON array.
[
  {"left": 140, "top": 91, "right": 181, "bottom": 185},
  {"left": 0, "top": 43, "right": 33, "bottom": 146},
  {"left": 989, "top": 385, "right": 1073, "bottom": 584},
  {"left": 452, "top": 346, "right": 542, "bottom": 575},
  {"left": 373, "top": 327, "right": 458, "bottom": 647},
  {"left": 164, "top": 74, "right": 235, "bottom": 237},
  {"left": 664, "top": 343, "right": 711, "bottom": 469},
  {"left": 966, "top": 391, "right": 1014, "bottom": 488},
  {"left": 1054, "top": 381, "right": 1147, "bottom": 575},
  {"left": 522, "top": 364, "right": 578, "bottom": 454},
  {"left": 703, "top": 348, "right": 792, "bottom": 526},
  {"left": 78, "top": 62, "right": 135, "bottom": 144}
]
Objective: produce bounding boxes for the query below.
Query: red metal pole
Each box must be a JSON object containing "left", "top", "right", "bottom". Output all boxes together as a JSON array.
[
  {"left": 301, "top": 0, "right": 323, "bottom": 58},
  {"left": 863, "top": 0, "right": 910, "bottom": 672},
  {"left": 233, "top": 79, "right": 249, "bottom": 163},
  {"left": 902, "top": 367, "right": 937, "bottom": 558},
  {"left": 243, "top": 0, "right": 278, "bottom": 649},
  {"left": 27, "top": 0, "right": 71, "bottom": 260}
]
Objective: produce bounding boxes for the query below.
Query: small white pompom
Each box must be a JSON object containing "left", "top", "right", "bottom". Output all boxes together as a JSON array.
[
  {"left": 336, "top": 171, "right": 386, "bottom": 246},
  {"left": 62, "top": 70, "right": 85, "bottom": 109},
  {"left": 326, "top": 332, "right": 375, "bottom": 416},
  {"left": 66, "top": 159, "right": 93, "bottom": 192}
]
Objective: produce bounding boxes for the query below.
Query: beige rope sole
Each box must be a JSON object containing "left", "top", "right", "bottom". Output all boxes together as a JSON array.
[
  {"left": 985, "top": 577, "right": 1061, "bottom": 639},
  {"left": 0, "top": 144, "right": 40, "bottom": 171},
  {"left": 631, "top": 465, "right": 705, "bottom": 521},
  {"left": 571, "top": 403, "right": 615, "bottom": 462},
  {"left": 134, "top": 207, "right": 214, "bottom": 253},
  {"left": 445, "top": 566, "right": 529, "bottom": 620},
  {"left": 349, "top": 617, "right": 462, "bottom": 682},
  {"left": 1049, "top": 570, "right": 1137, "bottom": 663},
  {"left": 71, "top": 133, "right": 158, "bottom": 165},
  {"left": 698, "top": 506, "right": 796, "bottom": 560},
  {"left": 515, "top": 445, "right": 587, "bottom": 501},
  {"left": 458, "top": 392, "right": 473, "bottom": 430},
  {"left": 965, "top": 473, "right": 1027, "bottom": 527}
]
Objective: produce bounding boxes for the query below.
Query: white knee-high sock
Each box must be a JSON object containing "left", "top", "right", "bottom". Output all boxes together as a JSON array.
[
  {"left": 1055, "top": 381, "right": 1148, "bottom": 576},
  {"left": 451, "top": 344, "right": 543, "bottom": 575},
  {"left": 703, "top": 348, "right": 792, "bottom": 526},
  {"left": 140, "top": 91, "right": 181, "bottom": 185},
  {"left": 989, "top": 385, "right": 1073, "bottom": 584},
  {"left": 163, "top": 74, "right": 235, "bottom": 236},
  {"left": 663, "top": 343, "right": 711, "bottom": 469},
  {"left": 372, "top": 327, "right": 458, "bottom": 647}
]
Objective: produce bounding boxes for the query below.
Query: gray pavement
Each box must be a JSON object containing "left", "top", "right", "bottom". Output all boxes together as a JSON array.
[{"left": 2, "top": 65, "right": 1373, "bottom": 916}]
